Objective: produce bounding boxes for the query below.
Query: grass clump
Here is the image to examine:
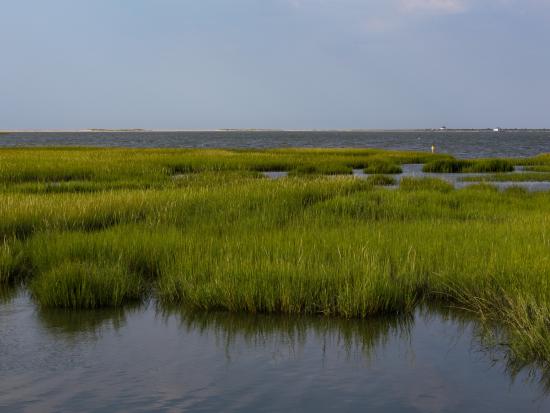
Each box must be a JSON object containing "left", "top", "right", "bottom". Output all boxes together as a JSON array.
[
  {"left": 30, "top": 261, "right": 144, "bottom": 309},
  {"left": 461, "top": 172, "right": 550, "bottom": 182},
  {"left": 0, "top": 240, "right": 27, "bottom": 285},
  {"left": 525, "top": 166, "right": 550, "bottom": 172},
  {"left": 288, "top": 163, "right": 352, "bottom": 176},
  {"left": 364, "top": 159, "right": 402, "bottom": 174},
  {"left": 366, "top": 175, "right": 396, "bottom": 186},
  {"left": 399, "top": 177, "right": 454, "bottom": 192},
  {"left": 157, "top": 231, "right": 419, "bottom": 317},
  {"left": 423, "top": 159, "right": 514, "bottom": 173},
  {"left": 467, "top": 159, "right": 515, "bottom": 173}
]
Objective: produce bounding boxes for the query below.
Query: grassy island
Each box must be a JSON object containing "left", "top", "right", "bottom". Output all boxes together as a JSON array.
[{"left": 2, "top": 147, "right": 550, "bottom": 367}]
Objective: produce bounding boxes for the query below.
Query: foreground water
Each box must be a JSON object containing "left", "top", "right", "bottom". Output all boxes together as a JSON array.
[
  {"left": 1, "top": 294, "right": 549, "bottom": 413},
  {"left": 2, "top": 130, "right": 550, "bottom": 158}
]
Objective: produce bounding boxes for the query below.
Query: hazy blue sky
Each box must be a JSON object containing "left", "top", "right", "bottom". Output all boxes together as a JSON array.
[{"left": 1, "top": 0, "right": 549, "bottom": 129}]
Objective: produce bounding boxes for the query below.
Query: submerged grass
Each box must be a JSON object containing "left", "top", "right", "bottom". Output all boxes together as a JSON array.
[{"left": 2, "top": 147, "right": 550, "bottom": 367}]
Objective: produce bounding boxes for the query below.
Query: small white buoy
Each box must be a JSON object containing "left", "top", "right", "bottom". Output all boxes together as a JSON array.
[{"left": 431, "top": 144, "right": 435, "bottom": 154}]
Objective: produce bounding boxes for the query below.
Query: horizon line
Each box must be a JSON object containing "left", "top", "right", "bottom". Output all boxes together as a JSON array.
[{"left": 2, "top": 127, "right": 549, "bottom": 133}]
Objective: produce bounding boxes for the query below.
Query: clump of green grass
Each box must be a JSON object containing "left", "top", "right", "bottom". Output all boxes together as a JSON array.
[
  {"left": 0, "top": 243, "right": 17, "bottom": 285},
  {"left": 460, "top": 183, "right": 499, "bottom": 193},
  {"left": 289, "top": 164, "right": 353, "bottom": 176},
  {"left": 30, "top": 261, "right": 144, "bottom": 309},
  {"left": 366, "top": 175, "right": 396, "bottom": 186},
  {"left": 423, "top": 159, "right": 514, "bottom": 173},
  {"left": 461, "top": 172, "right": 550, "bottom": 182},
  {"left": 364, "top": 159, "right": 402, "bottom": 174},
  {"left": 0, "top": 240, "right": 27, "bottom": 285},
  {"left": 503, "top": 186, "right": 530, "bottom": 196},
  {"left": 525, "top": 166, "right": 550, "bottom": 172},
  {"left": 422, "top": 159, "right": 467, "bottom": 173},
  {"left": 399, "top": 177, "right": 454, "bottom": 192},
  {"left": 467, "top": 159, "right": 515, "bottom": 173},
  {"left": 156, "top": 231, "right": 419, "bottom": 317}
]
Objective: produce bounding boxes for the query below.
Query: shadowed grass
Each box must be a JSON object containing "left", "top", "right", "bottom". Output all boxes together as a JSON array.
[
  {"left": 423, "top": 159, "right": 514, "bottom": 173},
  {"left": 364, "top": 159, "right": 402, "bottom": 174},
  {"left": 0, "top": 240, "right": 28, "bottom": 285}
]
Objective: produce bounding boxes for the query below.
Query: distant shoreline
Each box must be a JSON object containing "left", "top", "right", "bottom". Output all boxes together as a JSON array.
[{"left": 1, "top": 128, "right": 549, "bottom": 133}]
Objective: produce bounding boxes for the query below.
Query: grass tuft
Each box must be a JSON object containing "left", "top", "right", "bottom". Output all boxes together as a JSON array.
[
  {"left": 399, "top": 177, "right": 454, "bottom": 192},
  {"left": 30, "top": 261, "right": 144, "bottom": 309},
  {"left": 366, "top": 175, "right": 396, "bottom": 186},
  {"left": 423, "top": 159, "right": 514, "bottom": 173},
  {"left": 364, "top": 159, "right": 402, "bottom": 174}
]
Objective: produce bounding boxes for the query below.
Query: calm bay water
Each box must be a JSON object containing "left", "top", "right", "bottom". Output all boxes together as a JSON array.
[
  {"left": 1, "top": 294, "right": 549, "bottom": 413},
  {"left": 1, "top": 130, "right": 550, "bottom": 158}
]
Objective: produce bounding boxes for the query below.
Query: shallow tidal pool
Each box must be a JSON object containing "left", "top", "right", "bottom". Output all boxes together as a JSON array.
[{"left": 1, "top": 293, "right": 549, "bottom": 412}]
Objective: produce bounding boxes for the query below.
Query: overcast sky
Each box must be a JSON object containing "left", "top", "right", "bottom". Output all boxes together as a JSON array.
[{"left": 1, "top": 0, "right": 549, "bottom": 129}]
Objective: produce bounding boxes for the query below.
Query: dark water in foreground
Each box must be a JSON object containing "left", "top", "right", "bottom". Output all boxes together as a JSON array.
[
  {"left": 1, "top": 294, "right": 549, "bottom": 413},
  {"left": 2, "top": 130, "right": 550, "bottom": 158}
]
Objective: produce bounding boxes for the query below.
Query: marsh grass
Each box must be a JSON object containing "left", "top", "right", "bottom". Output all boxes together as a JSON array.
[
  {"left": 399, "top": 177, "right": 454, "bottom": 192},
  {"left": 0, "top": 240, "right": 28, "bottom": 285},
  {"left": 2, "top": 147, "right": 550, "bottom": 366},
  {"left": 423, "top": 159, "right": 514, "bottom": 173},
  {"left": 0, "top": 147, "right": 447, "bottom": 184},
  {"left": 364, "top": 159, "right": 402, "bottom": 174},
  {"left": 526, "top": 166, "right": 550, "bottom": 172},
  {"left": 365, "top": 175, "right": 396, "bottom": 186},
  {"left": 288, "top": 164, "right": 353, "bottom": 176},
  {"left": 461, "top": 172, "right": 550, "bottom": 182},
  {"left": 30, "top": 261, "right": 145, "bottom": 309}
]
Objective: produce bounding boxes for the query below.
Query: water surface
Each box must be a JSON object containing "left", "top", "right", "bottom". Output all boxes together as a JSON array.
[
  {"left": 1, "top": 294, "right": 549, "bottom": 412},
  {"left": 2, "top": 130, "right": 550, "bottom": 158}
]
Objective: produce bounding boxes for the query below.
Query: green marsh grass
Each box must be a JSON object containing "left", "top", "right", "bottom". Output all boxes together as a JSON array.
[
  {"left": 0, "top": 240, "right": 27, "bottom": 285},
  {"left": 2, "top": 147, "right": 550, "bottom": 366},
  {"left": 365, "top": 175, "right": 396, "bottom": 186},
  {"left": 364, "top": 159, "right": 402, "bottom": 174},
  {"left": 399, "top": 177, "right": 454, "bottom": 192},
  {"left": 423, "top": 158, "right": 514, "bottom": 173},
  {"left": 461, "top": 172, "right": 550, "bottom": 182},
  {"left": 30, "top": 261, "right": 145, "bottom": 309}
]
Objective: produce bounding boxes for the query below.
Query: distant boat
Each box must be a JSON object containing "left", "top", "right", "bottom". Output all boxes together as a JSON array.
[{"left": 492, "top": 127, "right": 501, "bottom": 132}]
